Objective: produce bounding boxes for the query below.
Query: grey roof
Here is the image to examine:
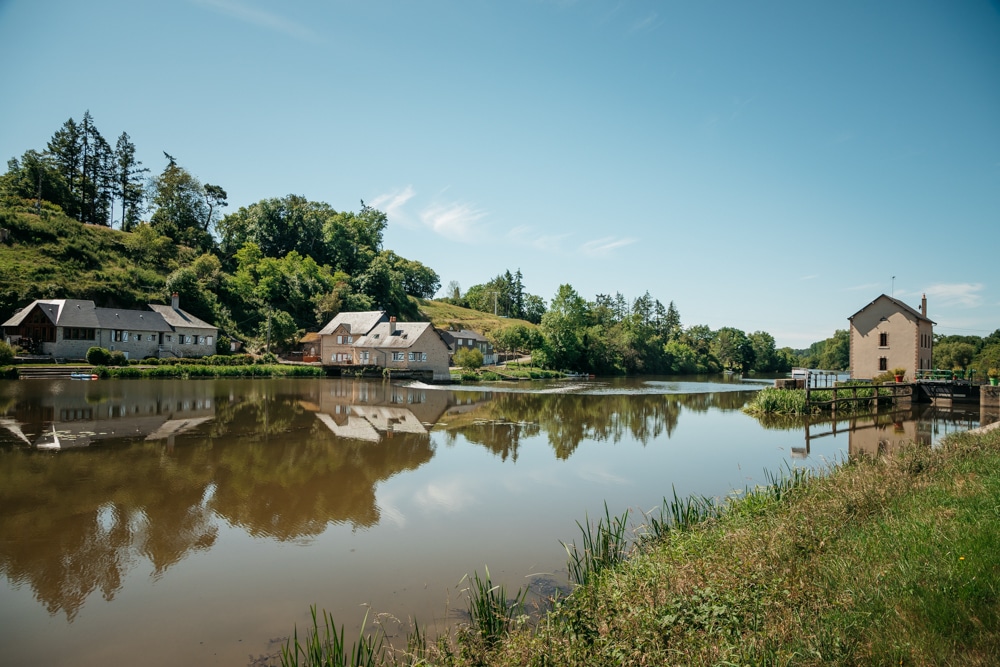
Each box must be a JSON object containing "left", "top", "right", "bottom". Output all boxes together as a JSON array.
[
  {"left": 95, "top": 307, "right": 173, "bottom": 332},
  {"left": 148, "top": 304, "right": 217, "bottom": 331},
  {"left": 849, "top": 294, "right": 935, "bottom": 325},
  {"left": 354, "top": 321, "right": 436, "bottom": 350},
  {"left": 318, "top": 311, "right": 387, "bottom": 336},
  {"left": 3, "top": 298, "right": 216, "bottom": 333},
  {"left": 2, "top": 299, "right": 98, "bottom": 328},
  {"left": 440, "top": 328, "right": 489, "bottom": 345}
]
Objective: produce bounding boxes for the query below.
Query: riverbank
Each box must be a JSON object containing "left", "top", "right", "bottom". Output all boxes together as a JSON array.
[{"left": 285, "top": 422, "right": 1000, "bottom": 666}]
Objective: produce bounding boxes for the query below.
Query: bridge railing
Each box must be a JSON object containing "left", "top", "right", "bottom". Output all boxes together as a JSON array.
[{"left": 915, "top": 368, "right": 985, "bottom": 382}]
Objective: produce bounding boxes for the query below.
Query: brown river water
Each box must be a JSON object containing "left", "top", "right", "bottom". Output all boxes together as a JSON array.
[{"left": 0, "top": 376, "right": 982, "bottom": 666}]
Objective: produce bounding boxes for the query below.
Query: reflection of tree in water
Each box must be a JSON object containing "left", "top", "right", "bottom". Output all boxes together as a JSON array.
[
  {"left": 207, "top": 414, "right": 434, "bottom": 538},
  {"left": 0, "top": 442, "right": 216, "bottom": 620},
  {"left": 446, "top": 392, "right": 756, "bottom": 459},
  {"left": 0, "top": 384, "right": 435, "bottom": 620}
]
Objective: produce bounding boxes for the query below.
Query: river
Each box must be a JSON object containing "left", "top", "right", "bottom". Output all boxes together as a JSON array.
[{"left": 0, "top": 376, "right": 982, "bottom": 666}]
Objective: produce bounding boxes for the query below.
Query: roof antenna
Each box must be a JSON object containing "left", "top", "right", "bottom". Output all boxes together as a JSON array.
[{"left": 891, "top": 276, "right": 895, "bottom": 297}]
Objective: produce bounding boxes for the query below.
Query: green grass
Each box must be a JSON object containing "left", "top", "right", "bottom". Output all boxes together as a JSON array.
[
  {"left": 562, "top": 503, "right": 631, "bottom": 587},
  {"left": 744, "top": 384, "right": 896, "bottom": 416},
  {"left": 276, "top": 426, "right": 1000, "bottom": 666},
  {"left": 460, "top": 567, "right": 528, "bottom": 649},
  {"left": 279, "top": 606, "right": 384, "bottom": 667},
  {"left": 412, "top": 298, "right": 536, "bottom": 335}
]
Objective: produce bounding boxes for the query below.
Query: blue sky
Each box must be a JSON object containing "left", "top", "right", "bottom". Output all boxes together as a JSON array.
[{"left": 1, "top": 0, "right": 998, "bottom": 348}]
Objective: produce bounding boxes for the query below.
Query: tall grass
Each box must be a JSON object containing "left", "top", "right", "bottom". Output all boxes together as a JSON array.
[
  {"left": 642, "top": 486, "right": 720, "bottom": 542},
  {"left": 461, "top": 566, "right": 527, "bottom": 648},
  {"left": 743, "top": 387, "right": 810, "bottom": 415},
  {"left": 279, "top": 606, "right": 384, "bottom": 667},
  {"left": 562, "top": 503, "right": 630, "bottom": 586}
]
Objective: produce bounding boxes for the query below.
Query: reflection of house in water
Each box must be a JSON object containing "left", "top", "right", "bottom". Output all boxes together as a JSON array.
[
  {"left": 798, "top": 404, "right": 981, "bottom": 459},
  {"left": 0, "top": 381, "right": 216, "bottom": 450},
  {"left": 303, "top": 382, "right": 468, "bottom": 442}
]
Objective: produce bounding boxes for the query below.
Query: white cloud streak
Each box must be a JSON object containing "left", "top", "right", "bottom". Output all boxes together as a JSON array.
[
  {"left": 507, "top": 225, "right": 573, "bottom": 252},
  {"left": 579, "top": 236, "right": 637, "bottom": 257},
  {"left": 419, "top": 201, "right": 488, "bottom": 242},
  {"left": 192, "top": 0, "right": 318, "bottom": 42},
  {"left": 370, "top": 186, "right": 416, "bottom": 227},
  {"left": 922, "top": 282, "right": 984, "bottom": 308}
]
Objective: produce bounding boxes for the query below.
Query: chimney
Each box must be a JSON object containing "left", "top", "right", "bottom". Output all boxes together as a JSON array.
[
  {"left": 389, "top": 316, "right": 397, "bottom": 334},
  {"left": 921, "top": 294, "right": 927, "bottom": 317},
  {"left": 171, "top": 292, "right": 180, "bottom": 310}
]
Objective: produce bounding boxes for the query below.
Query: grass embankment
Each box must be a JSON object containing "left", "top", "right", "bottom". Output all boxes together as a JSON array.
[
  {"left": 413, "top": 298, "right": 536, "bottom": 334},
  {"left": 744, "top": 384, "right": 895, "bottom": 416},
  {"left": 281, "top": 425, "right": 1000, "bottom": 666},
  {"left": 453, "top": 363, "right": 564, "bottom": 382}
]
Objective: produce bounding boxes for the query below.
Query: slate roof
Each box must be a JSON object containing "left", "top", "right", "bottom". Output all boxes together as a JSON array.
[
  {"left": 318, "top": 311, "right": 388, "bottom": 336},
  {"left": 353, "top": 321, "right": 436, "bottom": 349},
  {"left": 148, "top": 304, "right": 216, "bottom": 330},
  {"left": 95, "top": 307, "right": 173, "bottom": 332},
  {"left": 2, "top": 299, "right": 99, "bottom": 328},
  {"left": 2, "top": 299, "right": 216, "bottom": 332},
  {"left": 848, "top": 294, "right": 935, "bottom": 324}
]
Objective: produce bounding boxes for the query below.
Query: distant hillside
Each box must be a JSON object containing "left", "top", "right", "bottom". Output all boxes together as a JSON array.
[
  {"left": 413, "top": 298, "right": 537, "bottom": 334},
  {"left": 0, "top": 206, "right": 184, "bottom": 318}
]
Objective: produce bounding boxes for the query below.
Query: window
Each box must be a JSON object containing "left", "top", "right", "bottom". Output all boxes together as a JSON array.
[
  {"left": 392, "top": 352, "right": 405, "bottom": 361},
  {"left": 879, "top": 332, "right": 888, "bottom": 347},
  {"left": 879, "top": 357, "right": 888, "bottom": 371},
  {"left": 207, "top": 336, "right": 213, "bottom": 346},
  {"left": 421, "top": 352, "right": 427, "bottom": 362},
  {"left": 337, "top": 335, "right": 343, "bottom": 344},
  {"left": 64, "top": 328, "right": 96, "bottom": 340},
  {"left": 360, "top": 351, "right": 369, "bottom": 363},
  {"left": 347, "top": 335, "right": 354, "bottom": 343}
]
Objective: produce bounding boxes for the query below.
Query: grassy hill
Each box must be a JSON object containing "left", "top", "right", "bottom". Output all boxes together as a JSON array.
[
  {"left": 412, "top": 297, "right": 537, "bottom": 334},
  {"left": 0, "top": 205, "right": 184, "bottom": 319}
]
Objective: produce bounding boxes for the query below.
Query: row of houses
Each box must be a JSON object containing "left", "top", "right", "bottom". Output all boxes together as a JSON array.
[
  {"left": 1, "top": 294, "right": 218, "bottom": 359},
  {"left": 4, "top": 291, "right": 933, "bottom": 382},
  {"left": 2, "top": 299, "right": 496, "bottom": 382}
]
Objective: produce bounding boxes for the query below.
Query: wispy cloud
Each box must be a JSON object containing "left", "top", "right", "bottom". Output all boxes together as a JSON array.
[
  {"left": 508, "top": 225, "right": 573, "bottom": 252},
  {"left": 630, "top": 11, "right": 660, "bottom": 32},
  {"left": 370, "top": 186, "right": 416, "bottom": 227},
  {"left": 800, "top": 274, "right": 818, "bottom": 281},
  {"left": 579, "top": 236, "right": 637, "bottom": 257},
  {"left": 923, "top": 282, "right": 984, "bottom": 308},
  {"left": 192, "top": 0, "right": 318, "bottom": 42},
  {"left": 419, "top": 201, "right": 488, "bottom": 242}
]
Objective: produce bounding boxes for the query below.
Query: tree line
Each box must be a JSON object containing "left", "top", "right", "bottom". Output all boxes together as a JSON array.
[{"left": 2, "top": 112, "right": 888, "bottom": 373}]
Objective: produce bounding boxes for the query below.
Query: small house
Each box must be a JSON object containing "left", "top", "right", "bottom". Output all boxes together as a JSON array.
[{"left": 849, "top": 294, "right": 934, "bottom": 380}]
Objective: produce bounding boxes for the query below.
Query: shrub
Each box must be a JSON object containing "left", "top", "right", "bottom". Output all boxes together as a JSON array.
[
  {"left": 86, "top": 346, "right": 111, "bottom": 365},
  {"left": 109, "top": 351, "right": 128, "bottom": 367},
  {"left": 455, "top": 347, "right": 484, "bottom": 371},
  {"left": 0, "top": 340, "right": 14, "bottom": 365}
]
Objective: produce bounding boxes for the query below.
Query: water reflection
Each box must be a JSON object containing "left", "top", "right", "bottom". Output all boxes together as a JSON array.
[
  {"left": 751, "top": 402, "right": 984, "bottom": 459},
  {"left": 0, "top": 379, "right": 465, "bottom": 620},
  {"left": 0, "top": 375, "right": 980, "bottom": 655}
]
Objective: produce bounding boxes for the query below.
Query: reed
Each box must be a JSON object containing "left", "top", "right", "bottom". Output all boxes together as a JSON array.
[
  {"left": 279, "top": 606, "right": 384, "bottom": 667},
  {"left": 562, "top": 502, "right": 630, "bottom": 587},
  {"left": 461, "top": 566, "right": 527, "bottom": 648},
  {"left": 642, "top": 486, "right": 719, "bottom": 542}
]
